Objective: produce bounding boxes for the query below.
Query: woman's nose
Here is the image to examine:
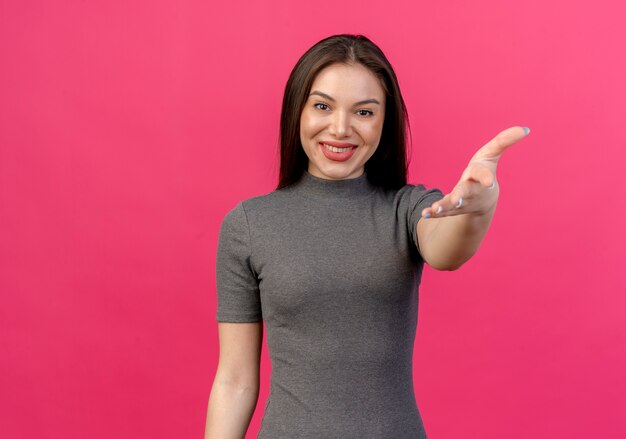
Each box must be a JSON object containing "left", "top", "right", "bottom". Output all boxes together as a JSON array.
[{"left": 329, "top": 111, "right": 352, "bottom": 138}]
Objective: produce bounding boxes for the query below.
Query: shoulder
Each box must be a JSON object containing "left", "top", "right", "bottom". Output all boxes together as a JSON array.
[
  {"left": 220, "top": 187, "right": 295, "bottom": 230},
  {"left": 240, "top": 189, "right": 286, "bottom": 213}
]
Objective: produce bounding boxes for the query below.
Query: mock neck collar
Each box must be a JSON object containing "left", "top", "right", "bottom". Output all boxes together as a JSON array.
[{"left": 292, "top": 170, "right": 376, "bottom": 199}]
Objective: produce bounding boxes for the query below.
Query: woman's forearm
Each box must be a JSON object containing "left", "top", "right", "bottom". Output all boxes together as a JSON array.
[
  {"left": 422, "top": 204, "right": 496, "bottom": 271},
  {"left": 204, "top": 378, "right": 259, "bottom": 439}
]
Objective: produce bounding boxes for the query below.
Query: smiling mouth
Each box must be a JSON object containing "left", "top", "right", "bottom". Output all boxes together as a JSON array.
[{"left": 320, "top": 143, "right": 356, "bottom": 153}]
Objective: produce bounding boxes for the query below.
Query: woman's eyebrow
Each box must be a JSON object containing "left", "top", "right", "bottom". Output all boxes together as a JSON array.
[{"left": 309, "top": 90, "right": 381, "bottom": 106}]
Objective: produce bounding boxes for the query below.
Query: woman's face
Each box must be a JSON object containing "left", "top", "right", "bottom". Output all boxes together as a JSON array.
[{"left": 299, "top": 62, "right": 386, "bottom": 180}]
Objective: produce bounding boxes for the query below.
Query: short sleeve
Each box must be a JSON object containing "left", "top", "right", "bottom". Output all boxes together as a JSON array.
[
  {"left": 407, "top": 184, "right": 445, "bottom": 258},
  {"left": 215, "top": 201, "right": 262, "bottom": 323}
]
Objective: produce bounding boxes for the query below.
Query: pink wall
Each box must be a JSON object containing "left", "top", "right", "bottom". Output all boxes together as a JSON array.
[{"left": 1, "top": 1, "right": 624, "bottom": 438}]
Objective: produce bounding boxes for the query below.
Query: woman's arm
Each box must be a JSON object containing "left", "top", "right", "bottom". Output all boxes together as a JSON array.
[
  {"left": 416, "top": 126, "right": 529, "bottom": 270},
  {"left": 204, "top": 322, "right": 263, "bottom": 439},
  {"left": 417, "top": 202, "right": 496, "bottom": 271}
]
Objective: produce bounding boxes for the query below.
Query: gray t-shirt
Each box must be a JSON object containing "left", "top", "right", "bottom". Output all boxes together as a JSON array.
[{"left": 216, "top": 170, "right": 444, "bottom": 438}]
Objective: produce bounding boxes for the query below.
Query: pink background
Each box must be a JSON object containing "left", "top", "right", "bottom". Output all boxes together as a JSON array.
[{"left": 1, "top": 1, "right": 625, "bottom": 438}]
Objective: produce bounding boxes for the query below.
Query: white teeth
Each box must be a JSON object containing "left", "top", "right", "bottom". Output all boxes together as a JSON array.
[{"left": 322, "top": 143, "right": 354, "bottom": 153}]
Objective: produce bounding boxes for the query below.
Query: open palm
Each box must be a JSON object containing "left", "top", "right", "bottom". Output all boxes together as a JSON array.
[{"left": 422, "top": 126, "right": 530, "bottom": 218}]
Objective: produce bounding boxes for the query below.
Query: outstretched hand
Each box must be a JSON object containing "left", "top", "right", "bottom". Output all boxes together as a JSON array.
[{"left": 422, "top": 126, "right": 530, "bottom": 219}]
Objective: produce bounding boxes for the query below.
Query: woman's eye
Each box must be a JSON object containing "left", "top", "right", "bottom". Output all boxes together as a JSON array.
[{"left": 313, "top": 104, "right": 373, "bottom": 116}]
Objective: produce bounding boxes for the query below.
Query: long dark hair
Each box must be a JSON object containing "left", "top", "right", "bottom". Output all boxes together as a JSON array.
[{"left": 276, "top": 34, "right": 411, "bottom": 191}]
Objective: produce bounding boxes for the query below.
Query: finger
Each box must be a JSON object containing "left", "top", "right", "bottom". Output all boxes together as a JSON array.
[
  {"left": 421, "top": 193, "right": 452, "bottom": 218},
  {"left": 421, "top": 177, "right": 497, "bottom": 218},
  {"left": 424, "top": 183, "right": 471, "bottom": 217},
  {"left": 473, "top": 126, "right": 530, "bottom": 161},
  {"left": 447, "top": 182, "right": 470, "bottom": 209},
  {"left": 422, "top": 194, "right": 464, "bottom": 219},
  {"left": 448, "top": 179, "right": 489, "bottom": 208}
]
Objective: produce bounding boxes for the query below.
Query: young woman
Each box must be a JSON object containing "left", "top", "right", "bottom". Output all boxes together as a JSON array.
[{"left": 205, "top": 34, "right": 529, "bottom": 438}]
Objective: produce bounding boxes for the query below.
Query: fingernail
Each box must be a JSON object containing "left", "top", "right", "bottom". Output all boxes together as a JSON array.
[
  {"left": 436, "top": 206, "right": 443, "bottom": 214},
  {"left": 424, "top": 213, "right": 431, "bottom": 218},
  {"left": 522, "top": 126, "right": 531, "bottom": 135},
  {"left": 455, "top": 198, "right": 463, "bottom": 208},
  {"left": 489, "top": 182, "right": 495, "bottom": 189}
]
